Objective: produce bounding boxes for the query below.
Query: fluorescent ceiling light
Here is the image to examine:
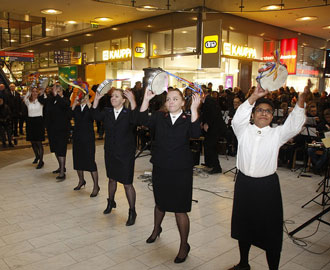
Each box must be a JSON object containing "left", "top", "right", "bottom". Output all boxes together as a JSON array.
[
  {"left": 41, "top": 9, "right": 62, "bottom": 15},
  {"left": 296, "top": 16, "right": 318, "bottom": 21},
  {"left": 260, "top": 5, "right": 282, "bottom": 11},
  {"left": 67, "top": 21, "right": 77, "bottom": 24},
  {"left": 63, "top": 39, "right": 69, "bottom": 42},
  {"left": 322, "top": 25, "right": 330, "bottom": 29},
  {"left": 94, "top": 17, "right": 113, "bottom": 22}
]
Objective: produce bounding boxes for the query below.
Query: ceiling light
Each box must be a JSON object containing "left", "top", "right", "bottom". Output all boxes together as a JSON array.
[
  {"left": 41, "top": 9, "right": 62, "bottom": 15},
  {"left": 136, "top": 5, "right": 157, "bottom": 11},
  {"left": 45, "top": 28, "right": 52, "bottom": 32},
  {"left": 146, "top": 25, "right": 152, "bottom": 28},
  {"left": 260, "top": 5, "right": 282, "bottom": 11},
  {"left": 85, "top": 33, "right": 93, "bottom": 36},
  {"left": 24, "top": 35, "right": 30, "bottom": 38},
  {"left": 260, "top": 33, "right": 265, "bottom": 36},
  {"left": 67, "top": 21, "right": 77, "bottom": 24},
  {"left": 192, "top": 17, "right": 198, "bottom": 21},
  {"left": 296, "top": 16, "right": 318, "bottom": 21},
  {"left": 322, "top": 25, "right": 330, "bottom": 30},
  {"left": 94, "top": 17, "right": 113, "bottom": 22},
  {"left": 181, "top": 30, "right": 188, "bottom": 34},
  {"left": 10, "top": 39, "right": 17, "bottom": 42},
  {"left": 111, "top": 27, "right": 119, "bottom": 30},
  {"left": 28, "top": 50, "right": 34, "bottom": 52},
  {"left": 229, "top": 26, "right": 235, "bottom": 30},
  {"left": 44, "top": 43, "right": 51, "bottom": 46},
  {"left": 63, "top": 39, "right": 69, "bottom": 42}
]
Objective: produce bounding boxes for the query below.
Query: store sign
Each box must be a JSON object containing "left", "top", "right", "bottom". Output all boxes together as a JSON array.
[
  {"left": 0, "top": 51, "right": 34, "bottom": 62},
  {"left": 223, "top": 42, "right": 257, "bottom": 59},
  {"left": 102, "top": 49, "right": 131, "bottom": 61},
  {"left": 225, "top": 76, "right": 233, "bottom": 89},
  {"left": 280, "top": 38, "right": 297, "bottom": 75},
  {"left": 203, "top": 35, "right": 219, "bottom": 54},
  {"left": 263, "top": 41, "right": 276, "bottom": 61},
  {"left": 134, "top": 42, "right": 146, "bottom": 58}
]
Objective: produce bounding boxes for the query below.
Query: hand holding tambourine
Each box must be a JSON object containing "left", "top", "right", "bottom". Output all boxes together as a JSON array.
[{"left": 143, "top": 88, "right": 156, "bottom": 101}]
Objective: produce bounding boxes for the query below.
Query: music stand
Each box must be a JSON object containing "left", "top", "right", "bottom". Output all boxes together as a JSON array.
[{"left": 224, "top": 166, "right": 238, "bottom": 181}]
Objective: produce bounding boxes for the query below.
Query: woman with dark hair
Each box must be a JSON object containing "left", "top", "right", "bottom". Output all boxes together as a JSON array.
[
  {"left": 44, "top": 83, "right": 70, "bottom": 180},
  {"left": 23, "top": 87, "right": 46, "bottom": 169},
  {"left": 139, "top": 88, "right": 201, "bottom": 264},
  {"left": 71, "top": 94, "right": 100, "bottom": 197},
  {"left": 92, "top": 88, "right": 138, "bottom": 226}
]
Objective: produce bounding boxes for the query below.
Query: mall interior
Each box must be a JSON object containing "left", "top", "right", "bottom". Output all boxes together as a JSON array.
[{"left": 0, "top": 1, "right": 330, "bottom": 269}]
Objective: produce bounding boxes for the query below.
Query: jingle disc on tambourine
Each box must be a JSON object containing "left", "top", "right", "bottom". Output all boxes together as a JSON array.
[
  {"left": 257, "top": 62, "right": 288, "bottom": 91},
  {"left": 96, "top": 79, "right": 113, "bottom": 95},
  {"left": 143, "top": 68, "right": 168, "bottom": 95}
]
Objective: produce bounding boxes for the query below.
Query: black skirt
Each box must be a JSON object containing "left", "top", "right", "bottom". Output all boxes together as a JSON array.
[
  {"left": 231, "top": 171, "right": 283, "bottom": 252},
  {"left": 72, "top": 142, "right": 97, "bottom": 172},
  {"left": 152, "top": 166, "right": 193, "bottom": 213},
  {"left": 48, "top": 129, "right": 68, "bottom": 157},
  {"left": 26, "top": 116, "right": 45, "bottom": 142}
]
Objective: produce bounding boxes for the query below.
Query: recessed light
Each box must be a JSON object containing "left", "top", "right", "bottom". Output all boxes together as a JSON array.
[
  {"left": 67, "top": 21, "right": 77, "bottom": 24},
  {"left": 111, "top": 27, "right": 118, "bottom": 31},
  {"left": 229, "top": 26, "right": 235, "bottom": 30},
  {"left": 44, "top": 43, "right": 51, "bottom": 46},
  {"left": 28, "top": 50, "right": 34, "bottom": 52},
  {"left": 41, "top": 9, "right": 62, "bottom": 15},
  {"left": 94, "top": 17, "right": 113, "bottom": 22},
  {"left": 322, "top": 25, "right": 330, "bottom": 30},
  {"left": 63, "top": 39, "right": 69, "bottom": 42},
  {"left": 85, "top": 33, "right": 93, "bottom": 36},
  {"left": 296, "top": 16, "right": 318, "bottom": 21},
  {"left": 24, "top": 34, "right": 30, "bottom": 38},
  {"left": 192, "top": 17, "right": 198, "bottom": 21},
  {"left": 45, "top": 28, "right": 52, "bottom": 32},
  {"left": 260, "top": 5, "right": 282, "bottom": 11},
  {"left": 10, "top": 39, "right": 17, "bottom": 42},
  {"left": 260, "top": 33, "right": 265, "bottom": 36},
  {"left": 181, "top": 30, "right": 188, "bottom": 34},
  {"left": 146, "top": 25, "right": 152, "bottom": 28},
  {"left": 136, "top": 5, "right": 157, "bottom": 11}
]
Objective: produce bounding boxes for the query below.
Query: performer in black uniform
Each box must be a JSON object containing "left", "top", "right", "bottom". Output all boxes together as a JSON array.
[
  {"left": 43, "top": 84, "right": 70, "bottom": 180},
  {"left": 139, "top": 88, "right": 201, "bottom": 264},
  {"left": 71, "top": 94, "right": 100, "bottom": 197},
  {"left": 92, "top": 89, "right": 138, "bottom": 226}
]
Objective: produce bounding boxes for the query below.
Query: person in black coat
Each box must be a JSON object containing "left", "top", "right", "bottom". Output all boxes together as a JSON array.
[
  {"left": 71, "top": 94, "right": 100, "bottom": 197},
  {"left": 92, "top": 88, "right": 138, "bottom": 226},
  {"left": 8, "top": 83, "right": 22, "bottom": 137},
  {"left": 0, "top": 96, "right": 14, "bottom": 147},
  {"left": 139, "top": 88, "right": 201, "bottom": 264},
  {"left": 43, "top": 84, "right": 71, "bottom": 180},
  {"left": 201, "top": 90, "right": 225, "bottom": 174}
]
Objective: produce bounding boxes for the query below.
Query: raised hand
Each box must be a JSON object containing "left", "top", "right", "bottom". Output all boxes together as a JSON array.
[
  {"left": 248, "top": 83, "right": 269, "bottom": 105},
  {"left": 144, "top": 89, "right": 156, "bottom": 101},
  {"left": 190, "top": 93, "right": 201, "bottom": 111},
  {"left": 124, "top": 89, "right": 136, "bottom": 109}
]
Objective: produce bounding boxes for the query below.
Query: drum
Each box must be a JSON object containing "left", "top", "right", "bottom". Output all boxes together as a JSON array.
[
  {"left": 96, "top": 79, "right": 113, "bottom": 95},
  {"left": 143, "top": 68, "right": 168, "bottom": 95},
  {"left": 257, "top": 62, "right": 288, "bottom": 91}
]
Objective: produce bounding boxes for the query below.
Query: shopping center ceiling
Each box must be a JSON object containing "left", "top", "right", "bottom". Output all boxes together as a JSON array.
[{"left": 1, "top": 0, "right": 330, "bottom": 40}]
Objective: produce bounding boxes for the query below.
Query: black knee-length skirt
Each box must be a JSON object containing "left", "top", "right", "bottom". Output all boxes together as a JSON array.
[
  {"left": 152, "top": 166, "right": 193, "bottom": 213},
  {"left": 231, "top": 171, "right": 283, "bottom": 252},
  {"left": 26, "top": 116, "right": 45, "bottom": 141}
]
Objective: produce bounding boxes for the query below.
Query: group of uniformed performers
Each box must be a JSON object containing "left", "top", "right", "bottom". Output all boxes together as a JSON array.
[{"left": 22, "top": 77, "right": 312, "bottom": 268}]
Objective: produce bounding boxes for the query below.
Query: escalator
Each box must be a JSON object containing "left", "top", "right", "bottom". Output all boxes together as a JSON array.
[{"left": 0, "top": 62, "right": 16, "bottom": 88}]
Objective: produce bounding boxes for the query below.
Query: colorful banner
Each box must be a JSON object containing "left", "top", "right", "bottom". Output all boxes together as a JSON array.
[{"left": 280, "top": 38, "right": 298, "bottom": 75}]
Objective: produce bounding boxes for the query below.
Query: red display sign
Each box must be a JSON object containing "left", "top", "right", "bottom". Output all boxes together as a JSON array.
[
  {"left": 280, "top": 38, "right": 297, "bottom": 75},
  {"left": 263, "top": 41, "right": 276, "bottom": 61}
]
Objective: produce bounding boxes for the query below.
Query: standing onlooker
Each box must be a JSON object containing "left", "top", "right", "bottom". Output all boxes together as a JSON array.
[
  {"left": 8, "top": 83, "right": 22, "bottom": 138},
  {"left": 0, "top": 96, "right": 14, "bottom": 147},
  {"left": 23, "top": 87, "right": 46, "bottom": 169}
]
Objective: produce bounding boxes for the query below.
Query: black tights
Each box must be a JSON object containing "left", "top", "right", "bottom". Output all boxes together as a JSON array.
[
  {"left": 77, "top": 170, "right": 99, "bottom": 191},
  {"left": 150, "top": 205, "right": 190, "bottom": 258},
  {"left": 55, "top": 153, "right": 66, "bottom": 176},
  {"left": 31, "top": 141, "right": 44, "bottom": 162},
  {"left": 108, "top": 179, "right": 136, "bottom": 209},
  {"left": 238, "top": 240, "right": 281, "bottom": 270}
]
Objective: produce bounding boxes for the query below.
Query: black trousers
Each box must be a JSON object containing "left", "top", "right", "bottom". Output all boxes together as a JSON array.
[
  {"left": 204, "top": 133, "right": 221, "bottom": 169},
  {"left": 11, "top": 117, "right": 19, "bottom": 136}
]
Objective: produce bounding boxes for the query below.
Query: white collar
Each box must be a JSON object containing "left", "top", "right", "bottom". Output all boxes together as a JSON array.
[
  {"left": 169, "top": 110, "right": 183, "bottom": 124},
  {"left": 81, "top": 104, "right": 87, "bottom": 111},
  {"left": 114, "top": 106, "right": 123, "bottom": 114}
]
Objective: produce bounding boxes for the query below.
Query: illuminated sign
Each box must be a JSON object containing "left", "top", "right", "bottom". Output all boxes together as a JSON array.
[
  {"left": 134, "top": 42, "right": 146, "bottom": 58},
  {"left": 280, "top": 38, "right": 298, "bottom": 75},
  {"left": 223, "top": 42, "right": 257, "bottom": 59},
  {"left": 0, "top": 51, "right": 34, "bottom": 62},
  {"left": 102, "top": 48, "right": 131, "bottom": 61},
  {"left": 263, "top": 41, "right": 276, "bottom": 61},
  {"left": 203, "top": 35, "right": 219, "bottom": 54}
]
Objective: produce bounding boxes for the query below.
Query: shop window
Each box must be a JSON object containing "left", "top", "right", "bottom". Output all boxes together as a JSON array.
[
  {"left": 82, "top": 43, "right": 95, "bottom": 63},
  {"left": 222, "top": 30, "right": 228, "bottom": 43},
  {"left": 229, "top": 31, "right": 248, "bottom": 47},
  {"left": 150, "top": 30, "right": 172, "bottom": 56},
  {"left": 39, "top": 52, "right": 49, "bottom": 68},
  {"left": 111, "top": 37, "right": 129, "bottom": 50},
  {"left": 248, "top": 35, "right": 263, "bottom": 60},
  {"left": 31, "top": 54, "right": 39, "bottom": 70},
  {"left": 174, "top": 26, "right": 197, "bottom": 54},
  {"left": 95, "top": 40, "right": 110, "bottom": 62}
]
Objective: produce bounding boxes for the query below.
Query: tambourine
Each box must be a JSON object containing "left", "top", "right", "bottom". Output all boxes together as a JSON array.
[
  {"left": 144, "top": 68, "right": 168, "bottom": 95},
  {"left": 257, "top": 50, "right": 288, "bottom": 91},
  {"left": 39, "top": 78, "right": 49, "bottom": 90},
  {"left": 96, "top": 79, "right": 129, "bottom": 95}
]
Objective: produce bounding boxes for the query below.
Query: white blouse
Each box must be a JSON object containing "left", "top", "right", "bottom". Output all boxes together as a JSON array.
[
  {"left": 170, "top": 110, "right": 183, "bottom": 125},
  {"left": 24, "top": 95, "right": 43, "bottom": 117},
  {"left": 114, "top": 106, "right": 123, "bottom": 120},
  {"left": 232, "top": 100, "right": 306, "bottom": 178}
]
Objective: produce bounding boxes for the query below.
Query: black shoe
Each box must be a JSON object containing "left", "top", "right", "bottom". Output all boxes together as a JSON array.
[
  {"left": 126, "top": 209, "right": 137, "bottom": 226},
  {"left": 103, "top": 199, "right": 116, "bottom": 214},
  {"left": 228, "top": 264, "right": 251, "bottom": 270},
  {"left": 52, "top": 168, "right": 66, "bottom": 174},
  {"left": 13, "top": 139, "right": 17, "bottom": 145},
  {"left": 56, "top": 174, "right": 66, "bottom": 181},
  {"left": 36, "top": 161, "right": 44, "bottom": 169},
  {"left": 90, "top": 186, "right": 100, "bottom": 197},
  {"left": 174, "top": 243, "right": 190, "bottom": 264},
  {"left": 201, "top": 163, "right": 211, "bottom": 168},
  {"left": 73, "top": 180, "right": 86, "bottom": 190},
  {"left": 146, "top": 227, "right": 162, "bottom": 243},
  {"left": 8, "top": 143, "right": 14, "bottom": 148},
  {"left": 33, "top": 157, "right": 39, "bottom": 164},
  {"left": 208, "top": 167, "right": 222, "bottom": 174}
]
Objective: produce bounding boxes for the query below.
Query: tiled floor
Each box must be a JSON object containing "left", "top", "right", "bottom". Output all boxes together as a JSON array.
[{"left": 0, "top": 145, "right": 329, "bottom": 270}]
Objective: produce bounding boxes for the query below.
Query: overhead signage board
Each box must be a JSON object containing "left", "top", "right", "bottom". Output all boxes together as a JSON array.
[
  {"left": 203, "top": 35, "right": 219, "bottom": 54},
  {"left": 0, "top": 51, "right": 34, "bottom": 62},
  {"left": 280, "top": 38, "right": 298, "bottom": 75},
  {"left": 54, "top": 50, "right": 71, "bottom": 64},
  {"left": 201, "top": 19, "right": 221, "bottom": 68}
]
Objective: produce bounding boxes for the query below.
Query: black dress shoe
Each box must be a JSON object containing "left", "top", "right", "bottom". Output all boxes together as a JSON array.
[
  {"left": 36, "top": 161, "right": 44, "bottom": 169},
  {"left": 52, "top": 168, "right": 66, "bottom": 174},
  {"left": 126, "top": 208, "right": 137, "bottom": 226},
  {"left": 73, "top": 180, "right": 86, "bottom": 190},
  {"left": 103, "top": 199, "right": 116, "bottom": 214},
  {"left": 33, "top": 157, "right": 39, "bottom": 164},
  {"left": 208, "top": 167, "right": 222, "bottom": 174},
  {"left": 146, "top": 227, "right": 162, "bottom": 243},
  {"left": 228, "top": 264, "right": 251, "bottom": 270},
  {"left": 90, "top": 186, "right": 100, "bottom": 197},
  {"left": 56, "top": 174, "right": 66, "bottom": 181},
  {"left": 174, "top": 243, "right": 190, "bottom": 263}
]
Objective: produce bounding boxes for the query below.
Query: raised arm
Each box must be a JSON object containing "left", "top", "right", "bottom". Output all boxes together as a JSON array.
[
  {"left": 190, "top": 93, "right": 200, "bottom": 123},
  {"left": 123, "top": 89, "right": 137, "bottom": 110},
  {"left": 140, "top": 89, "right": 156, "bottom": 112}
]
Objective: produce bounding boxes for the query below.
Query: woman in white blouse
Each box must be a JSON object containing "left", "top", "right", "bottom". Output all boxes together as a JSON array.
[
  {"left": 228, "top": 82, "right": 310, "bottom": 270},
  {"left": 24, "top": 87, "right": 46, "bottom": 169}
]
